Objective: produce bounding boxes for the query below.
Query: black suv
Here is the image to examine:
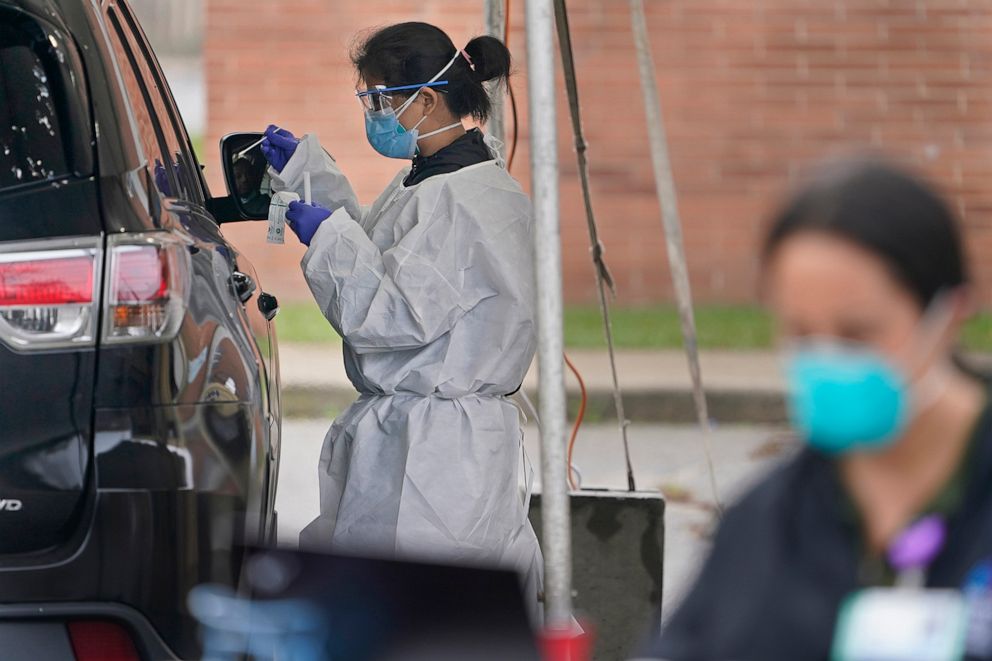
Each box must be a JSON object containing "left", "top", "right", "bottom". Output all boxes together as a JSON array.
[{"left": 0, "top": 0, "right": 281, "bottom": 658}]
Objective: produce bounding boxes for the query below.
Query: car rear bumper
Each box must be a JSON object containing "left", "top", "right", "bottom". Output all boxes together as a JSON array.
[
  {"left": 0, "top": 392, "right": 272, "bottom": 657},
  {"left": 0, "top": 602, "right": 178, "bottom": 660},
  {"left": 0, "top": 489, "right": 248, "bottom": 658}
]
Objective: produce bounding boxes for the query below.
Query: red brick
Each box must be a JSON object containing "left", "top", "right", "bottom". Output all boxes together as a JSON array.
[{"left": 204, "top": 0, "right": 992, "bottom": 306}]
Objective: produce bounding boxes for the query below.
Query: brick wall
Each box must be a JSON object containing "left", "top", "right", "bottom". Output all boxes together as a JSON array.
[{"left": 204, "top": 0, "right": 992, "bottom": 306}]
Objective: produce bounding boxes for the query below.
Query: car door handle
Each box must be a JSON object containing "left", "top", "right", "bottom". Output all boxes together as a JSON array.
[
  {"left": 230, "top": 271, "right": 256, "bottom": 304},
  {"left": 258, "top": 292, "right": 279, "bottom": 321}
]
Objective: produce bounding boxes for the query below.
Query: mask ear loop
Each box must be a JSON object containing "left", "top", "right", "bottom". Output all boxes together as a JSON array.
[
  {"left": 395, "top": 49, "right": 463, "bottom": 120},
  {"left": 905, "top": 290, "right": 959, "bottom": 370},
  {"left": 410, "top": 114, "right": 430, "bottom": 132},
  {"left": 903, "top": 289, "right": 962, "bottom": 412},
  {"left": 394, "top": 92, "right": 421, "bottom": 120}
]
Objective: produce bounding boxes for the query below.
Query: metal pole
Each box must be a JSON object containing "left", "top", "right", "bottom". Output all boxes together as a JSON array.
[
  {"left": 485, "top": 0, "right": 507, "bottom": 151},
  {"left": 629, "top": 0, "right": 722, "bottom": 511},
  {"left": 526, "top": 0, "right": 572, "bottom": 629}
]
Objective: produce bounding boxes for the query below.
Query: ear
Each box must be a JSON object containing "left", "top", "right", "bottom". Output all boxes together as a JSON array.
[{"left": 419, "top": 87, "right": 440, "bottom": 117}]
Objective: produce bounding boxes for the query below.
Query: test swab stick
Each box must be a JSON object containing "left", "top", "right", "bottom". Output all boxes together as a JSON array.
[
  {"left": 304, "top": 172, "right": 312, "bottom": 204},
  {"left": 236, "top": 136, "right": 265, "bottom": 159}
]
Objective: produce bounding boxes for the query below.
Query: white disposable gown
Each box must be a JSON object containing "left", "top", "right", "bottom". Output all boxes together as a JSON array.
[{"left": 270, "top": 134, "right": 543, "bottom": 606}]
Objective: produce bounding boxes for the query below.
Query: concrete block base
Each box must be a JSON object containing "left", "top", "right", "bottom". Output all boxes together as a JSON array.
[{"left": 529, "top": 490, "right": 665, "bottom": 661}]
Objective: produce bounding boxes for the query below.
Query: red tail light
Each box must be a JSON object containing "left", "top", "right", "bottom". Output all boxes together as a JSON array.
[
  {"left": 67, "top": 620, "right": 142, "bottom": 661},
  {"left": 0, "top": 233, "right": 190, "bottom": 351},
  {"left": 0, "top": 240, "right": 100, "bottom": 349},
  {"left": 103, "top": 234, "right": 190, "bottom": 344},
  {"left": 0, "top": 254, "right": 94, "bottom": 306},
  {"left": 110, "top": 246, "right": 168, "bottom": 303}
]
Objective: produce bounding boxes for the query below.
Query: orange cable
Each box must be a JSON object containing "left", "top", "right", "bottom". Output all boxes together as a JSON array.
[
  {"left": 504, "top": 0, "right": 518, "bottom": 171},
  {"left": 504, "top": 0, "right": 511, "bottom": 43},
  {"left": 564, "top": 352, "right": 587, "bottom": 490}
]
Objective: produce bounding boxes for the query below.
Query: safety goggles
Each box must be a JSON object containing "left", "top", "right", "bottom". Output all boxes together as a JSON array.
[{"left": 355, "top": 81, "right": 449, "bottom": 112}]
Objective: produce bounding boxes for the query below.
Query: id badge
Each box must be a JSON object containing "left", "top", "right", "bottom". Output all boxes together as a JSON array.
[{"left": 832, "top": 588, "right": 968, "bottom": 661}]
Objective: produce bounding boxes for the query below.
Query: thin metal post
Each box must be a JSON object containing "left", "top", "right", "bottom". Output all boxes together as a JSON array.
[
  {"left": 629, "top": 0, "right": 722, "bottom": 511},
  {"left": 526, "top": 0, "right": 572, "bottom": 628},
  {"left": 485, "top": 0, "right": 507, "bottom": 150}
]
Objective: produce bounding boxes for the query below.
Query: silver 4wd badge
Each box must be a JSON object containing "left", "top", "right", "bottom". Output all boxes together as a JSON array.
[{"left": 0, "top": 499, "right": 23, "bottom": 512}]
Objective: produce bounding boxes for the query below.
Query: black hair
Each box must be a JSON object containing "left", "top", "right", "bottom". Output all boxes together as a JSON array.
[
  {"left": 352, "top": 22, "right": 511, "bottom": 123},
  {"left": 762, "top": 158, "right": 969, "bottom": 310}
]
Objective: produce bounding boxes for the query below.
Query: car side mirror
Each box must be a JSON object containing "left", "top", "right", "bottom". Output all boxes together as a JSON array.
[{"left": 209, "top": 132, "right": 272, "bottom": 223}]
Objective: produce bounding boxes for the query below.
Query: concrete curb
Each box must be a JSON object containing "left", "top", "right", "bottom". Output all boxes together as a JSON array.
[{"left": 282, "top": 385, "right": 788, "bottom": 424}]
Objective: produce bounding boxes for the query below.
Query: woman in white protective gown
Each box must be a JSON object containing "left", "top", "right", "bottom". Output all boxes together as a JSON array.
[{"left": 259, "top": 22, "right": 543, "bottom": 608}]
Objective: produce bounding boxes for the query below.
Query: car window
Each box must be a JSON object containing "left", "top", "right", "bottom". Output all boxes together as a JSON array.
[
  {"left": 0, "top": 18, "right": 71, "bottom": 190},
  {"left": 114, "top": 1, "right": 209, "bottom": 206},
  {"left": 103, "top": 5, "right": 185, "bottom": 202},
  {"left": 108, "top": 2, "right": 204, "bottom": 206}
]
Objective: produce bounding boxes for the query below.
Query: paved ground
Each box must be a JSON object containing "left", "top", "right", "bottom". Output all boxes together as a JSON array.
[
  {"left": 275, "top": 419, "right": 796, "bottom": 616},
  {"left": 278, "top": 345, "right": 790, "bottom": 423},
  {"left": 278, "top": 344, "right": 785, "bottom": 393}
]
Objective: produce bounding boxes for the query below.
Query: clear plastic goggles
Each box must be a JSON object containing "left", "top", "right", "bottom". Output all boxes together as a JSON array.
[{"left": 355, "top": 81, "right": 449, "bottom": 112}]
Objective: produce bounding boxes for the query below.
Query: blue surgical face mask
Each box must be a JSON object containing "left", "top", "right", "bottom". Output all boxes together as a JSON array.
[
  {"left": 782, "top": 297, "right": 954, "bottom": 455},
  {"left": 364, "top": 51, "right": 463, "bottom": 160},
  {"left": 364, "top": 102, "right": 426, "bottom": 160}
]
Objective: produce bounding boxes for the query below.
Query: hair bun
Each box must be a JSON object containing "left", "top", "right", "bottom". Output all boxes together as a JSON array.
[{"left": 463, "top": 35, "right": 511, "bottom": 85}]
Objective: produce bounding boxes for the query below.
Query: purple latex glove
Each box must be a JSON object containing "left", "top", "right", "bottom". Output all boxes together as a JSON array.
[
  {"left": 153, "top": 158, "right": 184, "bottom": 197},
  {"left": 260, "top": 125, "right": 299, "bottom": 173},
  {"left": 286, "top": 200, "right": 331, "bottom": 246},
  {"left": 153, "top": 158, "right": 172, "bottom": 197}
]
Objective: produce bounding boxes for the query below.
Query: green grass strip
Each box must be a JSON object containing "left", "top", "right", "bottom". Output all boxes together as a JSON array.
[{"left": 275, "top": 301, "right": 992, "bottom": 352}]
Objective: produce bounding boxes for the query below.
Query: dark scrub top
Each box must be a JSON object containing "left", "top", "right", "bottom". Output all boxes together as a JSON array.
[
  {"left": 404, "top": 127, "right": 493, "bottom": 187},
  {"left": 646, "top": 399, "right": 992, "bottom": 661}
]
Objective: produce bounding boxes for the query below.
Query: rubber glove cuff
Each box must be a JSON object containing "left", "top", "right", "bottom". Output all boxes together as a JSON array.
[{"left": 286, "top": 200, "right": 331, "bottom": 246}]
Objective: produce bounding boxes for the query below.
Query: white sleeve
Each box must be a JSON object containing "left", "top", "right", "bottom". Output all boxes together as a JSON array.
[
  {"left": 299, "top": 184, "right": 498, "bottom": 353},
  {"left": 267, "top": 133, "right": 363, "bottom": 222}
]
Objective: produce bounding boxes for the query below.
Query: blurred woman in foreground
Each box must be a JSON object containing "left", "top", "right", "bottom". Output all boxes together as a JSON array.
[{"left": 645, "top": 160, "right": 992, "bottom": 660}]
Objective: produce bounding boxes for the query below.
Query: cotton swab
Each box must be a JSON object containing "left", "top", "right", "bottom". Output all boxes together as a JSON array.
[{"left": 236, "top": 135, "right": 266, "bottom": 159}]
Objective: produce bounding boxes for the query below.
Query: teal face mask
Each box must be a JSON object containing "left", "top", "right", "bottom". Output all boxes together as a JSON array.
[
  {"left": 785, "top": 343, "right": 911, "bottom": 454},
  {"left": 783, "top": 296, "right": 954, "bottom": 455}
]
